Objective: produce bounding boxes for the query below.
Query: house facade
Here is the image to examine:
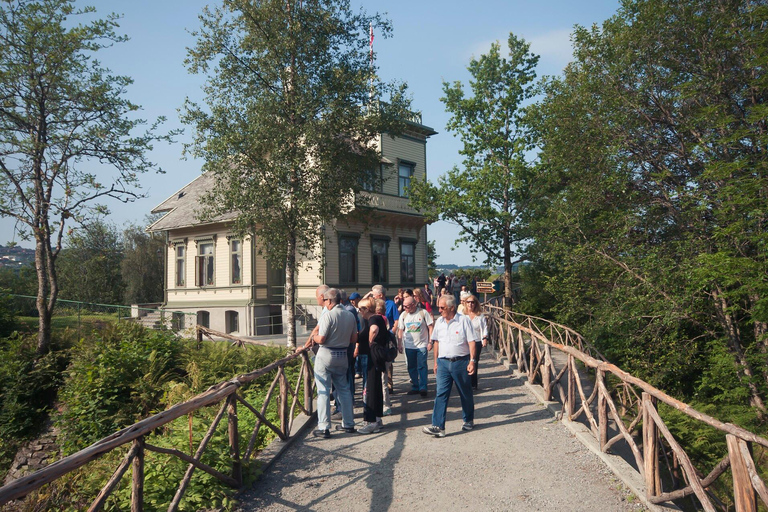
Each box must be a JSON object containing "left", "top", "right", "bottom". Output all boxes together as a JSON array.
[{"left": 148, "top": 116, "right": 436, "bottom": 336}]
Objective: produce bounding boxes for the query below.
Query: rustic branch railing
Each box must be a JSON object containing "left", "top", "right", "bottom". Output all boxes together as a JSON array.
[
  {"left": 0, "top": 329, "right": 316, "bottom": 511},
  {"left": 484, "top": 305, "right": 768, "bottom": 511}
]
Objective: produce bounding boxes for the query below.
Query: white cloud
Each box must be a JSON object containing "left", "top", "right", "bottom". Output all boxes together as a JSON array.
[{"left": 463, "top": 28, "right": 575, "bottom": 74}]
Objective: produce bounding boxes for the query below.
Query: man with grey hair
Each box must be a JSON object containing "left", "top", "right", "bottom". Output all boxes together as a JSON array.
[
  {"left": 297, "top": 285, "right": 330, "bottom": 353},
  {"left": 310, "top": 288, "right": 357, "bottom": 438},
  {"left": 423, "top": 294, "right": 478, "bottom": 438}
]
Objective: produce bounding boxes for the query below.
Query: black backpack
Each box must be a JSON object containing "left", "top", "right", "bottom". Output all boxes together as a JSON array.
[{"left": 385, "top": 330, "right": 399, "bottom": 362}]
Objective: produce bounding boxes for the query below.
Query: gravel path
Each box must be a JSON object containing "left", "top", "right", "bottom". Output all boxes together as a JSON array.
[{"left": 235, "top": 352, "right": 647, "bottom": 512}]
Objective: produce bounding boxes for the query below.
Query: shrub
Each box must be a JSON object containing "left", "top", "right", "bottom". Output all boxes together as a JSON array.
[
  {"left": 0, "top": 333, "right": 69, "bottom": 471},
  {"left": 55, "top": 322, "right": 187, "bottom": 453}
]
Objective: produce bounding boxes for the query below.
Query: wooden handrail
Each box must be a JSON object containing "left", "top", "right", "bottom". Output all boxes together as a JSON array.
[
  {"left": 0, "top": 340, "right": 311, "bottom": 507},
  {"left": 484, "top": 306, "right": 768, "bottom": 511}
]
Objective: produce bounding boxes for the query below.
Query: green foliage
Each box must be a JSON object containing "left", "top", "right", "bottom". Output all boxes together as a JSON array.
[
  {"left": 427, "top": 240, "right": 438, "bottom": 278},
  {"left": 0, "top": 333, "right": 69, "bottom": 470},
  {"left": 0, "top": 264, "right": 37, "bottom": 297},
  {"left": 0, "top": 290, "right": 18, "bottom": 336},
  {"left": 522, "top": 0, "right": 768, "bottom": 421},
  {"left": 409, "top": 33, "right": 538, "bottom": 305},
  {"left": 57, "top": 221, "right": 124, "bottom": 306},
  {"left": 121, "top": 219, "right": 165, "bottom": 305},
  {"left": 182, "top": 0, "right": 412, "bottom": 347},
  {"left": 452, "top": 268, "right": 492, "bottom": 284},
  {"left": 0, "top": 0, "right": 176, "bottom": 354},
  {"left": 55, "top": 323, "right": 187, "bottom": 453}
]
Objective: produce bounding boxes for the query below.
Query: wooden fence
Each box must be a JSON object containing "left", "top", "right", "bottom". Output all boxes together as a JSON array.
[
  {"left": 485, "top": 305, "right": 768, "bottom": 511},
  {"left": 0, "top": 331, "right": 315, "bottom": 511}
]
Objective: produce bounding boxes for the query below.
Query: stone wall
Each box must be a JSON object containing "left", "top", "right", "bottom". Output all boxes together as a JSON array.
[{"left": 3, "top": 425, "right": 59, "bottom": 486}]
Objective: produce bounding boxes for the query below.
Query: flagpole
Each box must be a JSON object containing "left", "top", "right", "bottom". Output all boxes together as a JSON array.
[{"left": 369, "top": 22, "right": 374, "bottom": 105}]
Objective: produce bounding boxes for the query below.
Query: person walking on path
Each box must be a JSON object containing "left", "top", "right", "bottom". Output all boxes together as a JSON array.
[
  {"left": 423, "top": 295, "right": 479, "bottom": 438},
  {"left": 356, "top": 298, "right": 389, "bottom": 434},
  {"left": 369, "top": 285, "right": 399, "bottom": 396},
  {"left": 413, "top": 288, "right": 432, "bottom": 315},
  {"left": 398, "top": 296, "right": 433, "bottom": 396},
  {"left": 299, "top": 288, "right": 357, "bottom": 438},
  {"left": 464, "top": 294, "right": 488, "bottom": 390}
]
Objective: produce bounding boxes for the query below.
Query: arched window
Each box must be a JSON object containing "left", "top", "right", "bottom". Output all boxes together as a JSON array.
[
  {"left": 197, "top": 310, "right": 210, "bottom": 328},
  {"left": 226, "top": 310, "right": 239, "bottom": 334},
  {"left": 171, "top": 312, "right": 185, "bottom": 331}
]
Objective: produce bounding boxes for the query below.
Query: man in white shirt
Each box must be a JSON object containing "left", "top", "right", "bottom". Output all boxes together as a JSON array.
[
  {"left": 422, "top": 295, "right": 478, "bottom": 438},
  {"left": 398, "top": 296, "right": 433, "bottom": 397}
]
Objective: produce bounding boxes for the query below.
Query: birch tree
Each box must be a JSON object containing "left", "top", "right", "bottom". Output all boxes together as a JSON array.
[
  {"left": 182, "top": 0, "right": 410, "bottom": 348},
  {"left": 0, "top": 0, "right": 173, "bottom": 354}
]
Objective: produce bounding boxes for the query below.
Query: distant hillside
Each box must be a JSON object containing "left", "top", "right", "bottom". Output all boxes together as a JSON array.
[
  {"left": 435, "top": 263, "right": 503, "bottom": 274},
  {"left": 0, "top": 244, "right": 35, "bottom": 269}
]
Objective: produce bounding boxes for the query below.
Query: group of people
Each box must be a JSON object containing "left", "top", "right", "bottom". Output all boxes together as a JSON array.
[{"left": 297, "top": 283, "right": 489, "bottom": 439}]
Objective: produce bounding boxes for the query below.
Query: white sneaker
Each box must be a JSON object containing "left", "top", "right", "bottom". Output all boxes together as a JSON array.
[
  {"left": 383, "top": 407, "right": 392, "bottom": 416},
  {"left": 357, "top": 422, "right": 381, "bottom": 434},
  {"left": 422, "top": 425, "right": 445, "bottom": 438}
]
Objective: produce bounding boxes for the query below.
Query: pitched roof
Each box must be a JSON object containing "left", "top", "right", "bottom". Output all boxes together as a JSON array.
[{"left": 148, "top": 173, "right": 237, "bottom": 232}]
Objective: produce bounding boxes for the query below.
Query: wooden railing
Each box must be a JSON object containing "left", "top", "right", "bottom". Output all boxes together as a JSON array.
[
  {"left": 484, "top": 305, "right": 768, "bottom": 511},
  {"left": 0, "top": 332, "right": 315, "bottom": 510}
]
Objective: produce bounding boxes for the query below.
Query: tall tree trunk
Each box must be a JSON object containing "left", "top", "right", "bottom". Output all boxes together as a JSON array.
[
  {"left": 713, "top": 288, "right": 766, "bottom": 418},
  {"left": 285, "top": 233, "right": 297, "bottom": 349},
  {"left": 503, "top": 228, "right": 514, "bottom": 309},
  {"left": 34, "top": 235, "right": 52, "bottom": 356}
]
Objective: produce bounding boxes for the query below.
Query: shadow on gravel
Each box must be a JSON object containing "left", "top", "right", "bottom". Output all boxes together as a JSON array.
[{"left": 237, "top": 349, "right": 558, "bottom": 511}]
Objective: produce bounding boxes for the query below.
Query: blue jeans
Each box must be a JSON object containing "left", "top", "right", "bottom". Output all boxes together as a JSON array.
[
  {"left": 355, "top": 354, "right": 368, "bottom": 390},
  {"left": 405, "top": 347, "right": 428, "bottom": 391},
  {"left": 431, "top": 357, "right": 474, "bottom": 430},
  {"left": 315, "top": 347, "right": 354, "bottom": 430}
]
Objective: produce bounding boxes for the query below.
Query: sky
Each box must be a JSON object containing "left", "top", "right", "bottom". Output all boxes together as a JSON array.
[{"left": 0, "top": 0, "right": 621, "bottom": 266}]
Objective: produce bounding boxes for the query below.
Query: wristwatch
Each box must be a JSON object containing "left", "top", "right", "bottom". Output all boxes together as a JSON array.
[{"left": 470, "top": 358, "right": 477, "bottom": 362}]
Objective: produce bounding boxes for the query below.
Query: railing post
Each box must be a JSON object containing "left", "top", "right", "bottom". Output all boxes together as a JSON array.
[
  {"left": 542, "top": 344, "right": 552, "bottom": 400},
  {"left": 131, "top": 437, "right": 144, "bottom": 512},
  {"left": 726, "top": 435, "right": 757, "bottom": 512},
  {"left": 642, "top": 392, "right": 660, "bottom": 498},
  {"left": 566, "top": 355, "right": 576, "bottom": 419},
  {"left": 528, "top": 339, "right": 536, "bottom": 383},
  {"left": 303, "top": 352, "right": 313, "bottom": 416},
  {"left": 598, "top": 370, "right": 608, "bottom": 452},
  {"left": 227, "top": 394, "right": 242, "bottom": 487},
  {"left": 279, "top": 367, "right": 289, "bottom": 438}
]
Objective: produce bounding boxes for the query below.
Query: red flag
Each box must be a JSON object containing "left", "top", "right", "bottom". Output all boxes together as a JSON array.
[{"left": 369, "top": 23, "right": 374, "bottom": 61}]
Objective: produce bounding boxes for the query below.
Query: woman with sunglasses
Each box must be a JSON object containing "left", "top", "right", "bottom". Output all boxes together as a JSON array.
[
  {"left": 463, "top": 294, "right": 488, "bottom": 390},
  {"left": 354, "top": 298, "right": 389, "bottom": 433}
]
